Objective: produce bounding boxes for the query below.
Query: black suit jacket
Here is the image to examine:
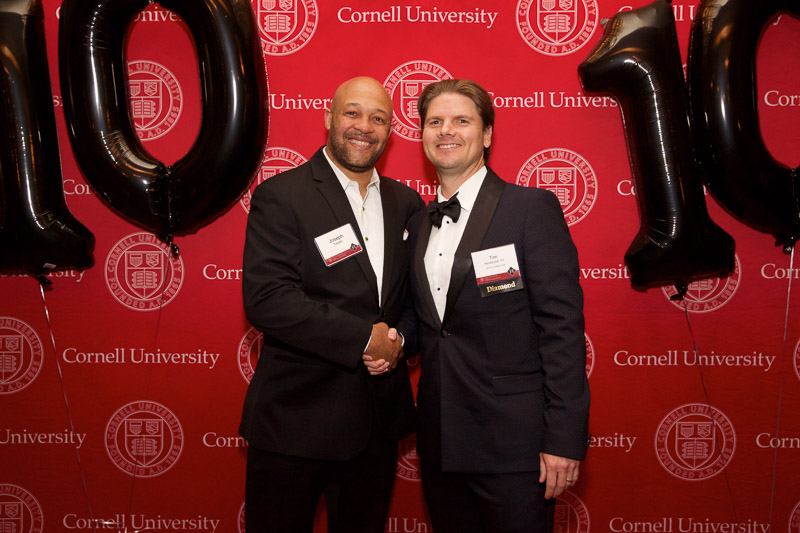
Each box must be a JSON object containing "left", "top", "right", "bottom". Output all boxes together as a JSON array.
[
  {"left": 239, "top": 147, "right": 424, "bottom": 460},
  {"left": 400, "top": 169, "right": 590, "bottom": 473}
]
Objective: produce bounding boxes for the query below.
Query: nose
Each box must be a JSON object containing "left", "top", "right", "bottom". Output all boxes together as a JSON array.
[
  {"left": 439, "top": 120, "right": 454, "bottom": 136},
  {"left": 354, "top": 115, "right": 374, "bottom": 133}
]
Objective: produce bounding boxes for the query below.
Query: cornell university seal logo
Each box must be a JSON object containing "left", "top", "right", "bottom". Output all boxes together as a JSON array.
[
  {"left": 554, "top": 490, "right": 590, "bottom": 533},
  {"left": 655, "top": 403, "right": 735, "bottom": 481},
  {"left": 106, "top": 400, "right": 184, "bottom": 478},
  {"left": 793, "top": 337, "right": 800, "bottom": 384},
  {"left": 396, "top": 436, "right": 421, "bottom": 482},
  {"left": 384, "top": 61, "right": 453, "bottom": 142},
  {"left": 257, "top": 0, "right": 318, "bottom": 56},
  {"left": 0, "top": 317, "right": 44, "bottom": 395},
  {"left": 105, "top": 233, "right": 185, "bottom": 311},
  {"left": 516, "top": 148, "right": 597, "bottom": 226},
  {"left": 241, "top": 147, "right": 308, "bottom": 213},
  {"left": 238, "top": 327, "right": 263, "bottom": 383},
  {"left": 663, "top": 255, "right": 741, "bottom": 313},
  {"left": 0, "top": 484, "right": 44, "bottom": 533},
  {"left": 790, "top": 500, "right": 800, "bottom": 532},
  {"left": 128, "top": 60, "right": 183, "bottom": 141},
  {"left": 516, "top": 0, "right": 598, "bottom": 56}
]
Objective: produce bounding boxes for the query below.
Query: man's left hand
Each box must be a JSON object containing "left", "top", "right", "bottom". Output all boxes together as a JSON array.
[{"left": 539, "top": 452, "right": 581, "bottom": 499}]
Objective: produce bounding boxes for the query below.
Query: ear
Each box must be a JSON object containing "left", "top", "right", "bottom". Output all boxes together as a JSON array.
[
  {"left": 324, "top": 108, "right": 332, "bottom": 131},
  {"left": 483, "top": 125, "right": 493, "bottom": 148}
]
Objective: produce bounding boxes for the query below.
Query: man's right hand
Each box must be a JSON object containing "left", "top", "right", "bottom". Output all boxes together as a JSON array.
[{"left": 363, "top": 323, "right": 403, "bottom": 375}]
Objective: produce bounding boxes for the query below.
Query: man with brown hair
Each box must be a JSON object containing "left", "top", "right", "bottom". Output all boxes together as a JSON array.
[{"left": 370, "top": 79, "right": 590, "bottom": 532}]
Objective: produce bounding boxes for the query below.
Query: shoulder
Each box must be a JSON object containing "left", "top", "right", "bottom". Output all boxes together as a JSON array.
[
  {"left": 252, "top": 157, "right": 315, "bottom": 200},
  {"left": 381, "top": 175, "right": 423, "bottom": 201},
  {"left": 500, "top": 182, "right": 562, "bottom": 212},
  {"left": 381, "top": 175, "right": 425, "bottom": 215}
]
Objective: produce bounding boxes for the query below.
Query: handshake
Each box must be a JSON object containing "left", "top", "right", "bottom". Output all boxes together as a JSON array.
[{"left": 362, "top": 322, "right": 402, "bottom": 376}]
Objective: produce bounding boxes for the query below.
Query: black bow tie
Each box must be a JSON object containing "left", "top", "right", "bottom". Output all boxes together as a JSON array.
[{"left": 427, "top": 194, "right": 461, "bottom": 228}]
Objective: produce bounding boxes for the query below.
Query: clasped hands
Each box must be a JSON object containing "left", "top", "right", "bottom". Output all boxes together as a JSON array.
[{"left": 362, "top": 322, "right": 401, "bottom": 376}]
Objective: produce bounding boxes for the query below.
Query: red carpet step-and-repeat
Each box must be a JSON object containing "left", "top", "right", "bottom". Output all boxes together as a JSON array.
[{"left": 1, "top": 0, "right": 800, "bottom": 531}]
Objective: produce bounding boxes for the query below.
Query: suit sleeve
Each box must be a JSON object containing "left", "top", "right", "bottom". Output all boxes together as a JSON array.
[
  {"left": 523, "top": 190, "right": 590, "bottom": 460},
  {"left": 242, "top": 181, "right": 372, "bottom": 369},
  {"left": 394, "top": 206, "right": 424, "bottom": 357}
]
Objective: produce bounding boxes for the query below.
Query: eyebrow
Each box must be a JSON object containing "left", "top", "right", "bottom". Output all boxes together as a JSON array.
[
  {"left": 343, "top": 103, "right": 389, "bottom": 114},
  {"left": 426, "top": 114, "right": 472, "bottom": 121}
]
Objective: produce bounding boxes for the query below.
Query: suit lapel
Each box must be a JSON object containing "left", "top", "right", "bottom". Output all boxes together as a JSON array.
[
  {"left": 414, "top": 209, "right": 442, "bottom": 328},
  {"left": 379, "top": 177, "right": 398, "bottom": 307},
  {"left": 442, "top": 170, "right": 506, "bottom": 323},
  {"left": 311, "top": 149, "right": 379, "bottom": 302}
]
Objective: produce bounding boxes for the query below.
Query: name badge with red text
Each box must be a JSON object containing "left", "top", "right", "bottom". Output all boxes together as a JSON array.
[
  {"left": 315, "top": 224, "right": 363, "bottom": 266},
  {"left": 471, "top": 244, "right": 524, "bottom": 297}
]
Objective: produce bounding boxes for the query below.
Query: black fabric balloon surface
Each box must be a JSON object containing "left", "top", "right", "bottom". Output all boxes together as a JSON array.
[
  {"left": 688, "top": 0, "right": 800, "bottom": 250},
  {"left": 578, "top": 0, "right": 735, "bottom": 294},
  {"left": 0, "top": 0, "right": 95, "bottom": 275},
  {"left": 58, "top": 0, "right": 268, "bottom": 241}
]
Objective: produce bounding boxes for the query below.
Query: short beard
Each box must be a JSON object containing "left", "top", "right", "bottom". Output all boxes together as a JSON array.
[{"left": 328, "top": 135, "right": 383, "bottom": 174}]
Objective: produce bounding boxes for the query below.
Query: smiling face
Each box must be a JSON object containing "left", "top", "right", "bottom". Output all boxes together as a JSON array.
[
  {"left": 421, "top": 92, "right": 492, "bottom": 183},
  {"left": 325, "top": 77, "right": 392, "bottom": 178}
]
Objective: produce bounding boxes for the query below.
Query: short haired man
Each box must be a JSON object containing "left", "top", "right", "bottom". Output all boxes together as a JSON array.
[
  {"left": 369, "top": 79, "right": 590, "bottom": 532},
  {"left": 240, "top": 76, "right": 424, "bottom": 533}
]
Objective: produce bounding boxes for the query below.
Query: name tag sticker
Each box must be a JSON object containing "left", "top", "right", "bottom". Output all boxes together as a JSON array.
[
  {"left": 471, "top": 244, "right": 524, "bottom": 297},
  {"left": 315, "top": 224, "right": 363, "bottom": 267}
]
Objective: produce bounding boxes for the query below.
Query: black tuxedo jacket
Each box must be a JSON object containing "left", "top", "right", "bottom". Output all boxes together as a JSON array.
[
  {"left": 239, "top": 147, "right": 424, "bottom": 461},
  {"left": 400, "top": 169, "right": 590, "bottom": 473}
]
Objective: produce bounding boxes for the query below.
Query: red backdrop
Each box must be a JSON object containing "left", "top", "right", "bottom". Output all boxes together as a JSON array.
[{"left": 2, "top": 0, "right": 800, "bottom": 531}]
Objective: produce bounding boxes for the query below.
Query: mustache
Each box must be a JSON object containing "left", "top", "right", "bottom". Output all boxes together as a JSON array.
[{"left": 345, "top": 132, "right": 376, "bottom": 144}]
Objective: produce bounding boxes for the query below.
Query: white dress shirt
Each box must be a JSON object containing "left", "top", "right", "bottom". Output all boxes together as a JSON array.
[
  {"left": 323, "top": 147, "right": 385, "bottom": 306},
  {"left": 424, "top": 167, "right": 487, "bottom": 321}
]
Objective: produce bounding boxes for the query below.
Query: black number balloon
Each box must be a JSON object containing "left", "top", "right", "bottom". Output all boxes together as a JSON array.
[
  {"left": 688, "top": 0, "right": 800, "bottom": 250},
  {"left": 0, "top": 0, "right": 95, "bottom": 275},
  {"left": 58, "top": 0, "right": 269, "bottom": 243},
  {"left": 578, "top": 0, "right": 734, "bottom": 295}
]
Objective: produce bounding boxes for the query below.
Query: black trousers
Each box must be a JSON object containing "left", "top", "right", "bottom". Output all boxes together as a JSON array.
[
  {"left": 245, "top": 431, "right": 398, "bottom": 533},
  {"left": 421, "top": 460, "right": 555, "bottom": 533}
]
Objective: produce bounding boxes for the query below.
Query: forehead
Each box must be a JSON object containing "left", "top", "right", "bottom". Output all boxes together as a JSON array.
[
  {"left": 426, "top": 92, "right": 480, "bottom": 116},
  {"left": 335, "top": 84, "right": 392, "bottom": 114}
]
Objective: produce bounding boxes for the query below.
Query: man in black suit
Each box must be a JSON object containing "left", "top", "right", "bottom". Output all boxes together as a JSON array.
[
  {"left": 240, "top": 76, "right": 424, "bottom": 533},
  {"left": 368, "top": 79, "right": 590, "bottom": 532}
]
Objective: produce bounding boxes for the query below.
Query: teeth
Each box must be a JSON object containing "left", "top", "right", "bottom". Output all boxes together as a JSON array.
[
  {"left": 350, "top": 139, "right": 371, "bottom": 147},
  {"left": 438, "top": 144, "right": 459, "bottom": 148}
]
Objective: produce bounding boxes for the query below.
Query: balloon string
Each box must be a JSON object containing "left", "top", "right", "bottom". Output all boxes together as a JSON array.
[
  {"left": 38, "top": 281, "right": 98, "bottom": 532},
  {"left": 767, "top": 382, "right": 783, "bottom": 528},
  {"left": 782, "top": 246, "right": 794, "bottom": 352},
  {"left": 121, "top": 240, "right": 177, "bottom": 533},
  {"left": 682, "top": 302, "right": 738, "bottom": 520},
  {"left": 770, "top": 248, "right": 793, "bottom": 529}
]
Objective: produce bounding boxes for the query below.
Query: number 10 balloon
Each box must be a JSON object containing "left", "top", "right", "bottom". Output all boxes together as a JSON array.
[
  {"left": 578, "top": 0, "right": 735, "bottom": 294},
  {"left": 58, "top": 0, "right": 269, "bottom": 242},
  {"left": 0, "top": 0, "right": 95, "bottom": 275}
]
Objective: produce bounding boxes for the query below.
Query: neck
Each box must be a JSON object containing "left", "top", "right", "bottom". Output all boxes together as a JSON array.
[
  {"left": 437, "top": 162, "right": 484, "bottom": 199},
  {"left": 325, "top": 146, "right": 374, "bottom": 197}
]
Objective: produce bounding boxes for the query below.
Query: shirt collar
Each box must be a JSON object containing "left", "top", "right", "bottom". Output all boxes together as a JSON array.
[
  {"left": 436, "top": 166, "right": 487, "bottom": 213},
  {"left": 323, "top": 146, "right": 381, "bottom": 193}
]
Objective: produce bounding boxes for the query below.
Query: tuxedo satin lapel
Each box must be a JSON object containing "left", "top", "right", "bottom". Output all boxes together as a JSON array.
[
  {"left": 379, "top": 177, "right": 398, "bottom": 307},
  {"left": 442, "top": 171, "right": 506, "bottom": 323},
  {"left": 414, "top": 211, "right": 442, "bottom": 328},
  {"left": 312, "top": 152, "right": 379, "bottom": 301}
]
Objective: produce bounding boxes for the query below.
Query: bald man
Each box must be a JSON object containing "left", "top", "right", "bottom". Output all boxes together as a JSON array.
[{"left": 239, "top": 77, "right": 424, "bottom": 533}]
